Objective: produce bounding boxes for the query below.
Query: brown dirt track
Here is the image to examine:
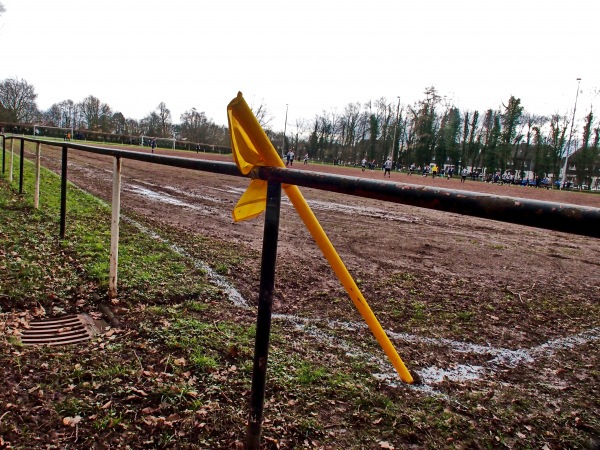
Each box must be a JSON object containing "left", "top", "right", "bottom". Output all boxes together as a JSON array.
[{"left": 19, "top": 143, "right": 600, "bottom": 448}]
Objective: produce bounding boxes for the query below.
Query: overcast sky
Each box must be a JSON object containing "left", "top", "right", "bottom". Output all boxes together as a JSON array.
[{"left": 1, "top": 0, "right": 598, "bottom": 132}]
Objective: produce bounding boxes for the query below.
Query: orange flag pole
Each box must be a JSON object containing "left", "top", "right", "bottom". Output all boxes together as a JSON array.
[{"left": 227, "top": 92, "right": 413, "bottom": 383}]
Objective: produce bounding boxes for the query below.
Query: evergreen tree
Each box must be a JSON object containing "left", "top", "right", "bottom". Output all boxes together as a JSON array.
[
  {"left": 466, "top": 111, "right": 480, "bottom": 171},
  {"left": 445, "top": 107, "right": 461, "bottom": 168},
  {"left": 548, "top": 114, "right": 568, "bottom": 180},
  {"left": 368, "top": 114, "right": 379, "bottom": 162},
  {"left": 499, "top": 96, "right": 524, "bottom": 173},
  {"left": 574, "top": 109, "right": 597, "bottom": 188}
]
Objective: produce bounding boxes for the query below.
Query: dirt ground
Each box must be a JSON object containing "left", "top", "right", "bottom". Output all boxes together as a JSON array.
[
  {"left": 13, "top": 142, "right": 600, "bottom": 447},
  {"left": 31, "top": 143, "right": 600, "bottom": 339}
]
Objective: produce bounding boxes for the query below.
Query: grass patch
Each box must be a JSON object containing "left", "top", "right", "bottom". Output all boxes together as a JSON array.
[{"left": 0, "top": 150, "right": 208, "bottom": 307}]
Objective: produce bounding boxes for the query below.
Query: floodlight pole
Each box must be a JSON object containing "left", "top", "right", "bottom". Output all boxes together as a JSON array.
[
  {"left": 561, "top": 78, "right": 581, "bottom": 189},
  {"left": 392, "top": 96, "right": 401, "bottom": 168},
  {"left": 282, "top": 104, "right": 288, "bottom": 158}
]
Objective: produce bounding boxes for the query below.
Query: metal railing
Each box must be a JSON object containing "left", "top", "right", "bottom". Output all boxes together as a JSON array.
[
  {"left": 3, "top": 134, "right": 600, "bottom": 448},
  {"left": 4, "top": 135, "right": 599, "bottom": 237}
]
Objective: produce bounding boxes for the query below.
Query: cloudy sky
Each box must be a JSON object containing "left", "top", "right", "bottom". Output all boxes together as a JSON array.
[{"left": 0, "top": 0, "right": 598, "bottom": 132}]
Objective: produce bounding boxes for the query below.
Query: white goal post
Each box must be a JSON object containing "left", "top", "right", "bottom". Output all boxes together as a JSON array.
[{"left": 33, "top": 124, "right": 75, "bottom": 140}]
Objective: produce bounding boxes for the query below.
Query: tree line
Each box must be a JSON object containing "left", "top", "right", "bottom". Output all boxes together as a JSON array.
[
  {"left": 0, "top": 77, "right": 231, "bottom": 147},
  {"left": 284, "top": 86, "right": 599, "bottom": 188},
  {"left": 1, "top": 77, "right": 599, "bottom": 187}
]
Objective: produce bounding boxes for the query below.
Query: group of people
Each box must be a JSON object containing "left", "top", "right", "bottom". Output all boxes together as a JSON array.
[
  {"left": 281, "top": 152, "right": 536, "bottom": 187},
  {"left": 360, "top": 158, "right": 381, "bottom": 171},
  {"left": 359, "top": 156, "right": 394, "bottom": 177},
  {"left": 485, "top": 172, "right": 550, "bottom": 188},
  {"left": 284, "top": 149, "right": 309, "bottom": 166},
  {"left": 253, "top": 149, "right": 560, "bottom": 190},
  {"left": 406, "top": 163, "right": 460, "bottom": 180}
]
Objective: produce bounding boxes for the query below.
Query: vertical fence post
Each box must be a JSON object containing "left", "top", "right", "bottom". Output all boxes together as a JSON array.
[
  {"left": 1, "top": 135, "right": 5, "bottom": 174},
  {"left": 9, "top": 138, "right": 14, "bottom": 182},
  {"left": 108, "top": 156, "right": 122, "bottom": 300},
  {"left": 246, "top": 180, "right": 282, "bottom": 450},
  {"left": 19, "top": 138, "right": 24, "bottom": 194},
  {"left": 59, "top": 146, "right": 68, "bottom": 239},
  {"left": 34, "top": 142, "right": 41, "bottom": 209}
]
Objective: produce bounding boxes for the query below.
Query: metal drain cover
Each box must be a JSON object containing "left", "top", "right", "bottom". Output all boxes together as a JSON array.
[{"left": 19, "top": 314, "right": 105, "bottom": 346}]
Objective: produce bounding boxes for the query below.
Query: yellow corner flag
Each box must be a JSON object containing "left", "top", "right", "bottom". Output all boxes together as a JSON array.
[{"left": 227, "top": 92, "right": 413, "bottom": 384}]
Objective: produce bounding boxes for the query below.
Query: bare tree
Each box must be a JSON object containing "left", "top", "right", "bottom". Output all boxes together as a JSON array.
[
  {"left": 180, "top": 108, "right": 210, "bottom": 142},
  {"left": 58, "top": 100, "right": 76, "bottom": 128},
  {"left": 126, "top": 118, "right": 142, "bottom": 136},
  {"left": 79, "top": 95, "right": 102, "bottom": 131},
  {"left": 141, "top": 112, "right": 161, "bottom": 137},
  {"left": 156, "top": 102, "right": 172, "bottom": 137},
  {"left": 250, "top": 99, "right": 273, "bottom": 129},
  {"left": 43, "top": 104, "right": 63, "bottom": 126},
  {"left": 112, "top": 112, "right": 127, "bottom": 135},
  {"left": 0, "top": 77, "right": 39, "bottom": 122},
  {"left": 292, "top": 117, "right": 308, "bottom": 152},
  {"left": 98, "top": 103, "right": 113, "bottom": 132},
  {"left": 374, "top": 97, "right": 395, "bottom": 160}
]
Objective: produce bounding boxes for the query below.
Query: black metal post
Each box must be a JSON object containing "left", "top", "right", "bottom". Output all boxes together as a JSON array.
[
  {"left": 59, "top": 146, "right": 68, "bottom": 239},
  {"left": 2, "top": 136, "right": 5, "bottom": 174},
  {"left": 19, "top": 138, "right": 24, "bottom": 194},
  {"left": 246, "top": 180, "right": 282, "bottom": 449}
]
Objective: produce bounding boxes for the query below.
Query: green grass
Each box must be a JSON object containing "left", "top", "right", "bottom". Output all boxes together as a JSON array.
[
  {"left": 0, "top": 149, "right": 208, "bottom": 305},
  {"left": 295, "top": 360, "right": 329, "bottom": 385}
]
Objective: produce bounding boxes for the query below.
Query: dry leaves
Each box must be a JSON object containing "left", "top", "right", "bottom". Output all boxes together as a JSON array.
[{"left": 62, "top": 415, "right": 82, "bottom": 427}]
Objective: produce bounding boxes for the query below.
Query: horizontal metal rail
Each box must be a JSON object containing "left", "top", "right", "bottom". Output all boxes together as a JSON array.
[
  {"left": 3, "top": 135, "right": 600, "bottom": 238},
  {"left": 4, "top": 136, "right": 243, "bottom": 177},
  {"left": 253, "top": 166, "right": 600, "bottom": 238}
]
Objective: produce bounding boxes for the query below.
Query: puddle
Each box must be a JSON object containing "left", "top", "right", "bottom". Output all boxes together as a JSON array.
[
  {"left": 162, "top": 184, "right": 229, "bottom": 204},
  {"left": 129, "top": 179, "right": 419, "bottom": 225},
  {"left": 127, "top": 185, "right": 189, "bottom": 207},
  {"left": 306, "top": 199, "right": 420, "bottom": 223},
  {"left": 125, "top": 184, "right": 228, "bottom": 218}
]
